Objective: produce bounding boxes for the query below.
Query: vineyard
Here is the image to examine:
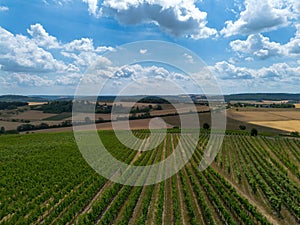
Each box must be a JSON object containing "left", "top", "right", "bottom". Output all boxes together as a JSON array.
[{"left": 0, "top": 130, "right": 299, "bottom": 224}]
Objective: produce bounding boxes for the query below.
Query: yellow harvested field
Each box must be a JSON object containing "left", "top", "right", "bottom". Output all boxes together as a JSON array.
[
  {"left": 295, "top": 104, "right": 300, "bottom": 109},
  {"left": 269, "top": 111, "right": 300, "bottom": 120},
  {"left": 227, "top": 108, "right": 300, "bottom": 132},
  {"left": 228, "top": 109, "right": 300, "bottom": 121},
  {"left": 28, "top": 102, "right": 48, "bottom": 106},
  {"left": 249, "top": 120, "right": 300, "bottom": 132}
]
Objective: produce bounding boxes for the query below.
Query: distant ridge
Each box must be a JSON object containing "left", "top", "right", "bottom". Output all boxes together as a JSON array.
[
  {"left": 0, "top": 95, "right": 47, "bottom": 102},
  {"left": 224, "top": 93, "right": 300, "bottom": 102},
  {"left": 0, "top": 93, "right": 299, "bottom": 103}
]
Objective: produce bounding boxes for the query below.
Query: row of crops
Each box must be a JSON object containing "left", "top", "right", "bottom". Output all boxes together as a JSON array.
[{"left": 0, "top": 131, "right": 299, "bottom": 224}]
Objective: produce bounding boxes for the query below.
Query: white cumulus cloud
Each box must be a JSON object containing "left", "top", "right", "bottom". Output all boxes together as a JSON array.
[
  {"left": 212, "top": 60, "right": 300, "bottom": 83},
  {"left": 82, "top": 0, "right": 217, "bottom": 39},
  {"left": 0, "top": 6, "right": 9, "bottom": 11},
  {"left": 140, "top": 49, "right": 148, "bottom": 54},
  {"left": 0, "top": 24, "right": 116, "bottom": 89},
  {"left": 221, "top": 0, "right": 299, "bottom": 37},
  {"left": 285, "top": 23, "right": 300, "bottom": 55},
  {"left": 230, "top": 34, "right": 283, "bottom": 59},
  {"left": 0, "top": 27, "right": 67, "bottom": 73},
  {"left": 9, "top": 73, "right": 54, "bottom": 87},
  {"left": 229, "top": 24, "right": 300, "bottom": 59},
  {"left": 27, "top": 23, "right": 60, "bottom": 49},
  {"left": 82, "top": 0, "right": 100, "bottom": 16}
]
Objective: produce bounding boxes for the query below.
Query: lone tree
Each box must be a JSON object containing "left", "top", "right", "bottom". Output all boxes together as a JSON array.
[
  {"left": 239, "top": 125, "right": 246, "bottom": 130},
  {"left": 0, "top": 126, "right": 5, "bottom": 134},
  {"left": 251, "top": 128, "right": 258, "bottom": 136},
  {"left": 203, "top": 123, "right": 210, "bottom": 130},
  {"left": 291, "top": 131, "right": 299, "bottom": 137}
]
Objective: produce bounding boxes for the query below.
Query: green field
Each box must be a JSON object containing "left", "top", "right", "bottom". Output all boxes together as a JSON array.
[{"left": 0, "top": 131, "right": 299, "bottom": 224}]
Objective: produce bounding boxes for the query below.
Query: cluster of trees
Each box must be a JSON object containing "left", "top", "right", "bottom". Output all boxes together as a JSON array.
[
  {"left": 129, "top": 112, "right": 151, "bottom": 120},
  {"left": 99, "top": 104, "right": 158, "bottom": 114},
  {"left": 34, "top": 100, "right": 163, "bottom": 115},
  {"left": 269, "top": 103, "right": 295, "bottom": 108},
  {"left": 291, "top": 131, "right": 299, "bottom": 137},
  {"left": 34, "top": 101, "right": 72, "bottom": 113},
  {"left": 95, "top": 103, "right": 112, "bottom": 114},
  {"left": 17, "top": 121, "right": 72, "bottom": 132},
  {"left": 99, "top": 103, "right": 162, "bottom": 114},
  {"left": 130, "top": 105, "right": 152, "bottom": 114},
  {"left": 229, "top": 102, "right": 295, "bottom": 108},
  {"left": 0, "top": 101, "right": 28, "bottom": 110},
  {"left": 138, "top": 96, "right": 170, "bottom": 104}
]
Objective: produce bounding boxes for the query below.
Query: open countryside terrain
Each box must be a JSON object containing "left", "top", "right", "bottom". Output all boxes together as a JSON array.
[
  {"left": 25, "top": 118, "right": 174, "bottom": 133},
  {"left": 16, "top": 112, "right": 285, "bottom": 134},
  {"left": 0, "top": 130, "right": 299, "bottom": 225},
  {"left": 228, "top": 108, "right": 300, "bottom": 133},
  {"left": 1, "top": 99, "right": 299, "bottom": 135},
  {"left": 0, "top": 101, "right": 207, "bottom": 131}
]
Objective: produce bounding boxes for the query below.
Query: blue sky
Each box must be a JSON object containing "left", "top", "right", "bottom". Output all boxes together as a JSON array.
[{"left": 0, "top": 0, "right": 299, "bottom": 95}]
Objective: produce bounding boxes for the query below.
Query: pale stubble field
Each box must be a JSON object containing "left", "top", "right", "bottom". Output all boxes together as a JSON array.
[{"left": 228, "top": 108, "right": 300, "bottom": 132}]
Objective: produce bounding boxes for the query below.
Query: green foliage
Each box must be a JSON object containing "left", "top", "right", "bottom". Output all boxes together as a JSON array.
[
  {"left": 156, "top": 105, "right": 163, "bottom": 110},
  {"left": 291, "top": 131, "right": 299, "bottom": 137},
  {"left": 251, "top": 128, "right": 258, "bottom": 136},
  {"left": 232, "top": 102, "right": 295, "bottom": 108},
  {"left": 0, "top": 126, "right": 5, "bottom": 134},
  {"left": 4, "top": 129, "right": 19, "bottom": 134},
  {"left": 36, "top": 101, "right": 72, "bottom": 113},
  {"left": 0, "top": 101, "right": 28, "bottom": 110},
  {"left": 130, "top": 105, "right": 152, "bottom": 114},
  {"left": 239, "top": 125, "right": 246, "bottom": 130},
  {"left": 17, "top": 121, "right": 72, "bottom": 132},
  {"left": 129, "top": 112, "right": 151, "bottom": 120},
  {"left": 203, "top": 122, "right": 210, "bottom": 130}
]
